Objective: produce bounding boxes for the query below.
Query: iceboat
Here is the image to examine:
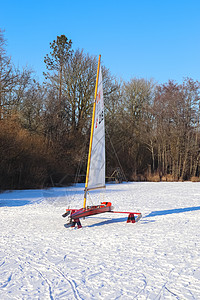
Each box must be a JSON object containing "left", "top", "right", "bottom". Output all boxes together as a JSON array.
[{"left": 63, "top": 55, "right": 141, "bottom": 228}]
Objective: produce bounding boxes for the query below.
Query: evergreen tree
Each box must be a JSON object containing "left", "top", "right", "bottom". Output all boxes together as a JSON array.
[{"left": 44, "top": 35, "right": 73, "bottom": 111}]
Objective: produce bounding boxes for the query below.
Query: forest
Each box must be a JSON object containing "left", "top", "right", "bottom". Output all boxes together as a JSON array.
[{"left": 1, "top": 29, "right": 200, "bottom": 190}]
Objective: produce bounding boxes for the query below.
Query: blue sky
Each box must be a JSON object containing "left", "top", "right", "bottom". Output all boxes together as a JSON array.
[{"left": 1, "top": 0, "right": 200, "bottom": 84}]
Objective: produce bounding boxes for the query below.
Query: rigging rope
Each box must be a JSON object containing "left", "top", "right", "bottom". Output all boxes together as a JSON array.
[{"left": 106, "top": 128, "right": 128, "bottom": 182}]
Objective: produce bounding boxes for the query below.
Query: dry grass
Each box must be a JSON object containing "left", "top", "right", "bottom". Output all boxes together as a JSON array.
[
  {"left": 191, "top": 176, "right": 200, "bottom": 182},
  {"left": 131, "top": 174, "right": 147, "bottom": 181},
  {"left": 161, "top": 174, "right": 179, "bottom": 182},
  {"left": 147, "top": 173, "right": 160, "bottom": 182}
]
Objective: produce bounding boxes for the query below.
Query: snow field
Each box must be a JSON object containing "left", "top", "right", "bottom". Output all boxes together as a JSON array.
[{"left": 0, "top": 182, "right": 200, "bottom": 299}]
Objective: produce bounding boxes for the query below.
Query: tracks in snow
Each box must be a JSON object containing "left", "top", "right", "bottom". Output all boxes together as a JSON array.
[{"left": 0, "top": 251, "right": 83, "bottom": 300}]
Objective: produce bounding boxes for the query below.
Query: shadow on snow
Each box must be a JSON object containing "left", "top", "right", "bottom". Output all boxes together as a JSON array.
[
  {"left": 0, "top": 199, "right": 32, "bottom": 207},
  {"left": 145, "top": 206, "right": 200, "bottom": 218},
  {"left": 85, "top": 216, "right": 128, "bottom": 227}
]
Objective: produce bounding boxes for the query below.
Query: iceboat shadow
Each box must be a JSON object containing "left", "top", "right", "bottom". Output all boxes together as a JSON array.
[
  {"left": 145, "top": 206, "right": 200, "bottom": 218},
  {"left": 86, "top": 216, "right": 128, "bottom": 227}
]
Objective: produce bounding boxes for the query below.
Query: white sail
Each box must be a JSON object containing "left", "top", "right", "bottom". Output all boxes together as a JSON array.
[{"left": 87, "top": 63, "right": 105, "bottom": 190}]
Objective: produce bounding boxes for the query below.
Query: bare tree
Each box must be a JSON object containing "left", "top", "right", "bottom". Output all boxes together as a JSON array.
[
  {"left": 0, "top": 29, "right": 18, "bottom": 119},
  {"left": 151, "top": 79, "right": 200, "bottom": 180},
  {"left": 118, "top": 78, "right": 155, "bottom": 176},
  {"left": 63, "top": 49, "right": 97, "bottom": 134}
]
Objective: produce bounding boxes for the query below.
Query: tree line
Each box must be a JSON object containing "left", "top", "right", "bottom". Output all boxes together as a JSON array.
[{"left": 1, "top": 29, "right": 200, "bottom": 190}]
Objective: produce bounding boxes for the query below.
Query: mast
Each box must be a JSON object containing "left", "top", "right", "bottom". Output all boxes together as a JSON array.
[{"left": 83, "top": 55, "right": 101, "bottom": 209}]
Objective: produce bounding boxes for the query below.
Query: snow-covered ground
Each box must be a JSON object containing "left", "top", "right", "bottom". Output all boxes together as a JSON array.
[{"left": 0, "top": 182, "right": 200, "bottom": 299}]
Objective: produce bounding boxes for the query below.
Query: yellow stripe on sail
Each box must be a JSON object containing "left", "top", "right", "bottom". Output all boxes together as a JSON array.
[{"left": 83, "top": 55, "right": 101, "bottom": 209}]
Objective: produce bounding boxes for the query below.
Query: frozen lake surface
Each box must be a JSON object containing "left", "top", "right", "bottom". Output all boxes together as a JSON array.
[{"left": 1, "top": 182, "right": 200, "bottom": 299}]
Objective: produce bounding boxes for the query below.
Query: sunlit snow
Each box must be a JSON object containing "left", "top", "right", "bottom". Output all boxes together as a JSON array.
[{"left": 1, "top": 182, "right": 200, "bottom": 299}]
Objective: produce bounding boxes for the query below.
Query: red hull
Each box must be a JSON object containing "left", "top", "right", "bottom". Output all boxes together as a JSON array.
[
  {"left": 70, "top": 202, "right": 113, "bottom": 220},
  {"left": 63, "top": 202, "right": 142, "bottom": 228}
]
